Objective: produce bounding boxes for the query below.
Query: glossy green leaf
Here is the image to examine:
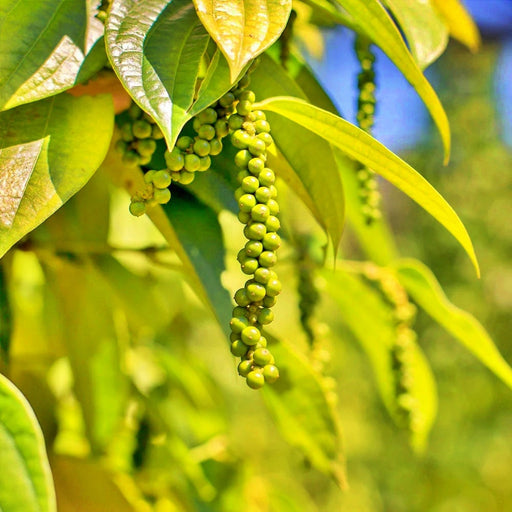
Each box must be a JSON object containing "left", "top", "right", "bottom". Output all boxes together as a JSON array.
[
  {"left": 46, "top": 260, "right": 129, "bottom": 452},
  {"left": 334, "top": 0, "right": 451, "bottom": 159},
  {"left": 322, "top": 268, "right": 437, "bottom": 451},
  {"left": 0, "top": 94, "right": 114, "bottom": 258},
  {"left": 194, "top": 0, "right": 292, "bottom": 80},
  {"left": 106, "top": 0, "right": 233, "bottom": 149},
  {"left": 152, "top": 188, "right": 232, "bottom": 337},
  {"left": 250, "top": 55, "right": 345, "bottom": 250},
  {"left": 262, "top": 336, "right": 346, "bottom": 488},
  {"left": 383, "top": 0, "right": 449, "bottom": 69},
  {"left": 0, "top": 373, "right": 56, "bottom": 512},
  {"left": 0, "top": 1, "right": 104, "bottom": 111},
  {"left": 432, "top": 0, "right": 480, "bottom": 52},
  {"left": 256, "top": 97, "right": 479, "bottom": 276},
  {"left": 395, "top": 258, "right": 512, "bottom": 389}
]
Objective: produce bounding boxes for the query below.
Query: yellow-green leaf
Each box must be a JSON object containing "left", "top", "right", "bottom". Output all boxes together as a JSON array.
[
  {"left": 193, "top": 0, "right": 292, "bottom": 80},
  {"left": 256, "top": 96, "right": 479, "bottom": 276},
  {"left": 394, "top": 258, "right": 512, "bottom": 390},
  {"left": 0, "top": 373, "right": 56, "bottom": 512},
  {"left": 383, "top": 0, "right": 449, "bottom": 69},
  {"left": 334, "top": 0, "right": 451, "bottom": 160},
  {"left": 322, "top": 268, "right": 437, "bottom": 451},
  {"left": 0, "top": 94, "right": 114, "bottom": 258},
  {"left": 431, "top": 0, "right": 481, "bottom": 52}
]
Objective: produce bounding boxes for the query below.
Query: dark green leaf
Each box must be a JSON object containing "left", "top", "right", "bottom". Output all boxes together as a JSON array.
[
  {"left": 0, "top": 262, "right": 12, "bottom": 358},
  {"left": 106, "top": 0, "right": 234, "bottom": 149}
]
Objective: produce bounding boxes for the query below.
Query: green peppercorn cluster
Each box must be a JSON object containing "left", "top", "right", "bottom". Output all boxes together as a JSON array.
[
  {"left": 127, "top": 95, "right": 234, "bottom": 217},
  {"left": 227, "top": 70, "right": 281, "bottom": 389},
  {"left": 362, "top": 264, "right": 419, "bottom": 431},
  {"left": 296, "top": 236, "right": 321, "bottom": 346},
  {"left": 354, "top": 35, "right": 381, "bottom": 224}
]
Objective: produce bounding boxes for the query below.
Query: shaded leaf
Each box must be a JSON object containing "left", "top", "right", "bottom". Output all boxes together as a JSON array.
[
  {"left": 0, "top": 262, "right": 12, "bottom": 358},
  {"left": 383, "top": 0, "right": 449, "bottom": 69},
  {"left": 0, "top": 1, "right": 104, "bottom": 110},
  {"left": 256, "top": 96, "right": 479, "bottom": 276},
  {"left": 322, "top": 268, "right": 437, "bottom": 451},
  {"left": 106, "top": 0, "right": 233, "bottom": 149},
  {"left": 432, "top": 0, "right": 480, "bottom": 52},
  {"left": 0, "top": 373, "right": 56, "bottom": 512},
  {"left": 262, "top": 336, "right": 346, "bottom": 488},
  {"left": 394, "top": 258, "right": 512, "bottom": 389},
  {"left": 250, "top": 55, "right": 345, "bottom": 250},
  {"left": 194, "top": 0, "right": 292, "bottom": 80},
  {"left": 334, "top": 0, "right": 451, "bottom": 159},
  {"left": 0, "top": 94, "right": 114, "bottom": 258}
]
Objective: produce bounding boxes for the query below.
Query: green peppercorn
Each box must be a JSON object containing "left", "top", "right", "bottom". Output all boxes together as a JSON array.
[
  {"left": 193, "top": 139, "right": 210, "bottom": 156},
  {"left": 246, "top": 282, "right": 266, "bottom": 302},
  {"left": 231, "top": 340, "right": 249, "bottom": 357},
  {"left": 263, "top": 232, "right": 281, "bottom": 250},
  {"left": 209, "top": 138, "right": 223, "bottom": 156},
  {"left": 253, "top": 348, "right": 273, "bottom": 366},
  {"left": 242, "top": 176, "right": 260, "bottom": 193},
  {"left": 263, "top": 364, "right": 279, "bottom": 383},
  {"left": 132, "top": 120, "right": 152, "bottom": 139},
  {"left": 245, "top": 240, "right": 263, "bottom": 257},
  {"left": 239, "top": 194, "right": 257, "bottom": 212},
  {"left": 153, "top": 188, "right": 171, "bottom": 204},
  {"left": 184, "top": 153, "right": 201, "bottom": 172},
  {"left": 238, "top": 359, "right": 253, "bottom": 376},
  {"left": 165, "top": 148, "right": 185, "bottom": 171},
  {"left": 244, "top": 222, "right": 266, "bottom": 240},
  {"left": 251, "top": 204, "right": 270, "bottom": 222},
  {"left": 136, "top": 138, "right": 157, "bottom": 156},
  {"left": 179, "top": 171, "right": 195, "bottom": 185},
  {"left": 152, "top": 170, "right": 172, "bottom": 189},
  {"left": 258, "top": 169, "right": 275, "bottom": 186},
  {"left": 198, "top": 124, "right": 216, "bottom": 140},
  {"left": 241, "top": 326, "right": 261, "bottom": 346},
  {"left": 129, "top": 201, "right": 146, "bottom": 217},
  {"left": 258, "top": 308, "right": 274, "bottom": 325},
  {"left": 265, "top": 278, "right": 282, "bottom": 296}
]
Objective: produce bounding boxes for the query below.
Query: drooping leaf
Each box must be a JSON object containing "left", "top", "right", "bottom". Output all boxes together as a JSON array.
[
  {"left": 431, "top": 0, "right": 480, "bottom": 52},
  {"left": 333, "top": 0, "right": 451, "bottom": 160},
  {"left": 0, "top": 94, "right": 114, "bottom": 258},
  {"left": 322, "top": 268, "right": 437, "bottom": 451},
  {"left": 262, "top": 336, "right": 346, "bottom": 488},
  {"left": 256, "top": 96, "right": 479, "bottom": 276},
  {"left": 193, "top": 0, "right": 293, "bottom": 80},
  {"left": 383, "top": 0, "right": 449, "bottom": 69},
  {"left": 106, "top": 0, "right": 234, "bottom": 149},
  {"left": 0, "top": 373, "right": 56, "bottom": 512},
  {"left": 0, "top": 1, "right": 104, "bottom": 111},
  {"left": 156, "top": 187, "right": 232, "bottom": 337},
  {"left": 46, "top": 260, "right": 130, "bottom": 452},
  {"left": 250, "top": 55, "right": 345, "bottom": 250},
  {"left": 394, "top": 258, "right": 512, "bottom": 390}
]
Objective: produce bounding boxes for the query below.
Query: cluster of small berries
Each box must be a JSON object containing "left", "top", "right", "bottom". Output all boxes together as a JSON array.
[
  {"left": 362, "top": 264, "right": 419, "bottom": 431},
  {"left": 127, "top": 93, "right": 234, "bottom": 216},
  {"left": 354, "top": 35, "right": 381, "bottom": 224},
  {"left": 228, "top": 67, "right": 281, "bottom": 389}
]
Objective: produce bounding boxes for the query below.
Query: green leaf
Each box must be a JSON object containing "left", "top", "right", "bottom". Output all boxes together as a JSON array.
[
  {"left": 262, "top": 337, "right": 346, "bottom": 488},
  {"left": 0, "top": 262, "right": 12, "bottom": 358},
  {"left": 106, "top": 0, "right": 233, "bottom": 149},
  {"left": 194, "top": 0, "right": 292, "bottom": 81},
  {"left": 46, "top": 260, "right": 130, "bottom": 452},
  {"left": 0, "top": 94, "right": 114, "bottom": 258},
  {"left": 382, "top": 0, "right": 449, "bottom": 69},
  {"left": 394, "top": 258, "right": 512, "bottom": 390},
  {"left": 256, "top": 97, "right": 479, "bottom": 276},
  {"left": 0, "top": 373, "right": 56, "bottom": 512},
  {"left": 250, "top": 55, "right": 345, "bottom": 250},
  {"left": 334, "top": 0, "right": 451, "bottom": 159},
  {"left": 322, "top": 268, "right": 437, "bottom": 451},
  {"left": 151, "top": 188, "right": 232, "bottom": 337},
  {"left": 0, "top": 1, "right": 104, "bottom": 111},
  {"left": 431, "top": 0, "right": 480, "bottom": 52}
]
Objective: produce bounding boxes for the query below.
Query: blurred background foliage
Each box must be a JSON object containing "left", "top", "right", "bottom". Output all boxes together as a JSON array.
[{"left": 1, "top": 1, "right": 512, "bottom": 511}]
